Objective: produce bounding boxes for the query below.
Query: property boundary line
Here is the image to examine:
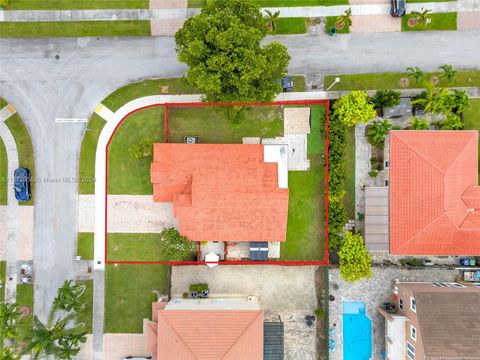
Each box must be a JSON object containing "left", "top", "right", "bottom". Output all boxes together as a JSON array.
[{"left": 104, "top": 99, "right": 330, "bottom": 266}]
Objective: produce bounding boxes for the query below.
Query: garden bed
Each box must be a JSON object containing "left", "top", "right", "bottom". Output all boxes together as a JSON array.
[{"left": 401, "top": 13, "right": 457, "bottom": 32}]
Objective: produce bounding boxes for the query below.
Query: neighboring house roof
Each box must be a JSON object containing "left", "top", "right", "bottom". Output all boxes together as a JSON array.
[
  {"left": 150, "top": 144, "right": 289, "bottom": 242},
  {"left": 414, "top": 289, "right": 480, "bottom": 359},
  {"left": 390, "top": 130, "right": 480, "bottom": 254},
  {"left": 146, "top": 310, "right": 264, "bottom": 360}
]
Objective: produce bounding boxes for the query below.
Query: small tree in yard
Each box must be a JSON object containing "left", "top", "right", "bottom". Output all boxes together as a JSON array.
[
  {"left": 408, "top": 117, "right": 429, "bottom": 130},
  {"left": 338, "top": 231, "right": 372, "bottom": 283},
  {"left": 411, "top": 8, "right": 432, "bottom": 26},
  {"left": 412, "top": 83, "right": 454, "bottom": 115},
  {"left": 175, "top": 0, "right": 290, "bottom": 123},
  {"left": 333, "top": 91, "right": 376, "bottom": 127},
  {"left": 159, "top": 228, "right": 196, "bottom": 261},
  {"left": 264, "top": 10, "right": 280, "bottom": 32},
  {"left": 452, "top": 90, "right": 471, "bottom": 114},
  {"left": 0, "top": 0, "right": 8, "bottom": 8},
  {"left": 371, "top": 89, "right": 401, "bottom": 109},
  {"left": 440, "top": 114, "right": 463, "bottom": 130},
  {"left": 439, "top": 64, "right": 458, "bottom": 84},
  {"left": 407, "top": 66, "right": 425, "bottom": 85},
  {"left": 367, "top": 119, "right": 393, "bottom": 148},
  {"left": 336, "top": 8, "right": 353, "bottom": 28},
  {"left": 128, "top": 140, "right": 152, "bottom": 159}
]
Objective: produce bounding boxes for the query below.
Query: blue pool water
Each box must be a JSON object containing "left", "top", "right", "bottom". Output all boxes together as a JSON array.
[{"left": 343, "top": 301, "right": 372, "bottom": 360}]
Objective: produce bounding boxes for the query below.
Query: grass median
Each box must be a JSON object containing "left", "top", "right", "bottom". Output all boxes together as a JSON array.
[
  {"left": 5, "top": 0, "right": 148, "bottom": 9},
  {"left": 0, "top": 21, "right": 151, "bottom": 38},
  {"left": 402, "top": 13, "right": 457, "bottom": 32},
  {"left": 0, "top": 140, "right": 7, "bottom": 205}
]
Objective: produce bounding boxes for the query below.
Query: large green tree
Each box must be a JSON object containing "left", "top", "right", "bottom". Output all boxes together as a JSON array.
[
  {"left": 175, "top": 0, "right": 290, "bottom": 122},
  {"left": 333, "top": 91, "right": 376, "bottom": 127},
  {"left": 338, "top": 231, "right": 372, "bottom": 283},
  {"left": 159, "top": 228, "right": 196, "bottom": 261}
]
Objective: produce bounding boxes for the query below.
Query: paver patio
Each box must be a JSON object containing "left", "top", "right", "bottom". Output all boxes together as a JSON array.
[{"left": 350, "top": 15, "right": 401, "bottom": 33}]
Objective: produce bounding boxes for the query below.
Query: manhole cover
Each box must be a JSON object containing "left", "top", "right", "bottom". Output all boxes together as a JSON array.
[{"left": 55, "top": 55, "right": 60, "bottom": 60}]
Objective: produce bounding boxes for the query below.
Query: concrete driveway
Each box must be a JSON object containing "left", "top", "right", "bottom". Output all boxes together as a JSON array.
[
  {"left": 0, "top": 205, "right": 34, "bottom": 261},
  {"left": 172, "top": 265, "right": 319, "bottom": 360},
  {"left": 78, "top": 334, "right": 150, "bottom": 360}
]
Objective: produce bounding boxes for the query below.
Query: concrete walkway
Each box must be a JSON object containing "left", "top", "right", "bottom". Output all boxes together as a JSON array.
[
  {"left": 0, "top": 105, "right": 19, "bottom": 304},
  {"left": 2, "top": 1, "right": 479, "bottom": 22}
]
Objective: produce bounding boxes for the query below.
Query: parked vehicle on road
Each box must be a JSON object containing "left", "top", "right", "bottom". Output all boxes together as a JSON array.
[
  {"left": 14, "top": 167, "right": 31, "bottom": 202},
  {"left": 390, "top": 0, "right": 406, "bottom": 17}
]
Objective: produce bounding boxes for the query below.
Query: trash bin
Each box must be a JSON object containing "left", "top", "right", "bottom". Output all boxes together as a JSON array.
[{"left": 328, "top": 27, "right": 336, "bottom": 36}]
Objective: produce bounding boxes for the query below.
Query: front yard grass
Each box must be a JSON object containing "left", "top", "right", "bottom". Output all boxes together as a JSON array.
[
  {"left": 168, "top": 106, "right": 283, "bottom": 143},
  {"left": 104, "top": 264, "right": 169, "bottom": 333},
  {"left": 0, "top": 139, "right": 7, "bottom": 205},
  {"left": 282, "top": 105, "right": 326, "bottom": 261},
  {"left": 463, "top": 99, "right": 480, "bottom": 180},
  {"left": 401, "top": 13, "right": 457, "bottom": 32},
  {"left": 108, "top": 107, "right": 164, "bottom": 195},
  {"left": 0, "top": 261, "right": 6, "bottom": 301},
  {"left": 77, "top": 280, "right": 93, "bottom": 333},
  {"left": 79, "top": 114, "right": 106, "bottom": 194},
  {"left": 5, "top": 0, "right": 148, "bottom": 9},
  {"left": 324, "top": 70, "right": 480, "bottom": 90},
  {"left": 343, "top": 127, "right": 355, "bottom": 219},
  {"left": 273, "top": 18, "right": 308, "bottom": 35},
  {"left": 325, "top": 16, "right": 349, "bottom": 34},
  {"left": 0, "top": 21, "right": 151, "bottom": 38},
  {"left": 16, "top": 284, "right": 33, "bottom": 327},
  {"left": 5, "top": 114, "right": 35, "bottom": 205},
  {"left": 188, "top": 0, "right": 347, "bottom": 7},
  {"left": 77, "top": 233, "right": 94, "bottom": 260}
]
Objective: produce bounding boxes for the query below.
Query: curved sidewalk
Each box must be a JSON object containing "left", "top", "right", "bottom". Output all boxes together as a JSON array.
[{"left": 0, "top": 105, "right": 19, "bottom": 304}]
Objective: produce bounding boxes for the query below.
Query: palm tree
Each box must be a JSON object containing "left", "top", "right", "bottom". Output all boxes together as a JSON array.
[
  {"left": 412, "top": 83, "right": 454, "bottom": 115},
  {"left": 452, "top": 90, "right": 471, "bottom": 114},
  {"left": 367, "top": 120, "right": 393, "bottom": 148},
  {"left": 438, "top": 64, "right": 458, "bottom": 84},
  {"left": 264, "top": 10, "right": 280, "bottom": 32},
  {"left": 411, "top": 8, "right": 432, "bottom": 25},
  {"left": 128, "top": 140, "right": 153, "bottom": 159},
  {"left": 409, "top": 117, "right": 429, "bottom": 130},
  {"left": 54, "top": 280, "right": 86, "bottom": 313},
  {"left": 0, "top": 302, "right": 22, "bottom": 345},
  {"left": 336, "top": 8, "right": 352, "bottom": 28},
  {"left": 407, "top": 67, "right": 425, "bottom": 85}
]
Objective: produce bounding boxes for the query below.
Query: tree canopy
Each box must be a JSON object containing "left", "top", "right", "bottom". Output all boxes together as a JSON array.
[
  {"left": 159, "top": 228, "right": 196, "bottom": 261},
  {"left": 333, "top": 91, "right": 376, "bottom": 127},
  {"left": 175, "top": 0, "right": 290, "bottom": 111},
  {"left": 338, "top": 231, "right": 372, "bottom": 283}
]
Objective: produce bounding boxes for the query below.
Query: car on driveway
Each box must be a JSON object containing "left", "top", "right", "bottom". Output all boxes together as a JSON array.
[
  {"left": 390, "top": 0, "right": 406, "bottom": 17},
  {"left": 14, "top": 167, "right": 31, "bottom": 202}
]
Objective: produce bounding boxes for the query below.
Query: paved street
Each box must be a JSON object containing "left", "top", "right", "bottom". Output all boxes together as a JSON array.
[{"left": 0, "top": 30, "right": 479, "bottom": 321}]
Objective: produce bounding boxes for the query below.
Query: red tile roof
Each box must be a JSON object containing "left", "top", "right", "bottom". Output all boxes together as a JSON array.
[
  {"left": 390, "top": 130, "right": 480, "bottom": 255},
  {"left": 151, "top": 144, "right": 288, "bottom": 242},
  {"left": 146, "top": 309, "right": 264, "bottom": 360}
]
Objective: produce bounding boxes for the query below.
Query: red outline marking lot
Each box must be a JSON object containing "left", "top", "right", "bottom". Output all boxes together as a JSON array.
[{"left": 105, "top": 99, "right": 330, "bottom": 266}]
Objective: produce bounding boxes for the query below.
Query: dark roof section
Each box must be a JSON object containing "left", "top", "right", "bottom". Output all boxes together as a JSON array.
[
  {"left": 264, "top": 322, "right": 284, "bottom": 360},
  {"left": 415, "top": 290, "right": 480, "bottom": 359}
]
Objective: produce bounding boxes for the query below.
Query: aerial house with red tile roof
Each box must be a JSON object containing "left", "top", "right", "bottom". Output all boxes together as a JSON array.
[
  {"left": 150, "top": 143, "right": 289, "bottom": 261},
  {"left": 364, "top": 130, "right": 480, "bottom": 255}
]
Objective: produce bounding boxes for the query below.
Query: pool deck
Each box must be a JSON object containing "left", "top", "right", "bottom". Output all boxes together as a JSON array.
[{"left": 328, "top": 267, "right": 458, "bottom": 360}]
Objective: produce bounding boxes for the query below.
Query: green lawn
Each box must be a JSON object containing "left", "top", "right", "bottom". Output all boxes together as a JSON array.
[
  {"left": 16, "top": 284, "right": 33, "bottom": 327},
  {"left": 0, "top": 261, "right": 6, "bottom": 302},
  {"left": 79, "top": 114, "right": 106, "bottom": 194},
  {"left": 343, "top": 127, "right": 355, "bottom": 219},
  {"left": 77, "top": 280, "right": 93, "bottom": 333},
  {"left": 5, "top": 114, "right": 35, "bottom": 205},
  {"left": 324, "top": 70, "right": 480, "bottom": 91},
  {"left": 104, "top": 264, "right": 169, "bottom": 333},
  {"left": 292, "top": 76, "right": 307, "bottom": 92},
  {"left": 325, "top": 16, "right": 349, "bottom": 34},
  {"left": 0, "top": 139, "right": 7, "bottom": 205},
  {"left": 6, "top": 0, "right": 148, "bottom": 9},
  {"left": 463, "top": 99, "right": 480, "bottom": 180},
  {"left": 188, "top": 0, "right": 347, "bottom": 7},
  {"left": 168, "top": 106, "right": 283, "bottom": 144},
  {"left": 0, "top": 21, "right": 151, "bottom": 37},
  {"left": 273, "top": 18, "right": 307, "bottom": 35},
  {"left": 108, "top": 107, "right": 164, "bottom": 194},
  {"left": 282, "top": 105, "right": 325, "bottom": 261},
  {"left": 402, "top": 13, "right": 457, "bottom": 31},
  {"left": 77, "top": 233, "right": 94, "bottom": 260},
  {"left": 102, "top": 79, "right": 199, "bottom": 112}
]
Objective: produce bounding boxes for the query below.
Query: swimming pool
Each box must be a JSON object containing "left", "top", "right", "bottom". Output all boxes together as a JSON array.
[{"left": 343, "top": 301, "right": 372, "bottom": 360}]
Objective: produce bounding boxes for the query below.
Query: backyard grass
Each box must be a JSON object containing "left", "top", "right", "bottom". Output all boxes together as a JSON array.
[
  {"left": 108, "top": 107, "right": 164, "bottom": 195},
  {"left": 324, "top": 70, "right": 480, "bottom": 90},
  {"left": 0, "top": 139, "right": 7, "bottom": 205},
  {"left": 5, "top": 114, "right": 35, "bottom": 205},
  {"left": 0, "top": 261, "right": 5, "bottom": 302},
  {"left": 16, "top": 284, "right": 33, "bottom": 327},
  {"left": 104, "top": 264, "right": 169, "bottom": 333},
  {"left": 463, "top": 99, "right": 480, "bottom": 180},
  {"left": 188, "top": 0, "right": 347, "bottom": 7},
  {"left": 77, "top": 233, "right": 94, "bottom": 260},
  {"left": 325, "top": 16, "right": 349, "bottom": 34},
  {"left": 0, "top": 21, "right": 151, "bottom": 38},
  {"left": 77, "top": 280, "right": 93, "bottom": 333},
  {"left": 343, "top": 127, "right": 355, "bottom": 219},
  {"left": 79, "top": 114, "right": 106, "bottom": 194},
  {"left": 5, "top": 0, "right": 148, "bottom": 9},
  {"left": 402, "top": 13, "right": 457, "bottom": 32},
  {"left": 168, "top": 106, "right": 283, "bottom": 143},
  {"left": 102, "top": 79, "right": 199, "bottom": 112},
  {"left": 282, "top": 105, "right": 325, "bottom": 261},
  {"left": 273, "top": 18, "right": 307, "bottom": 35}
]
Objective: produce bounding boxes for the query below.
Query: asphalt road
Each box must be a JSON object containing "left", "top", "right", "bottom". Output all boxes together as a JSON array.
[{"left": 0, "top": 30, "right": 479, "bottom": 320}]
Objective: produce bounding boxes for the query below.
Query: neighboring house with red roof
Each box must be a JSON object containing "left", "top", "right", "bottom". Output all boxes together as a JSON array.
[
  {"left": 144, "top": 298, "right": 264, "bottom": 360},
  {"left": 365, "top": 130, "right": 480, "bottom": 255}
]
